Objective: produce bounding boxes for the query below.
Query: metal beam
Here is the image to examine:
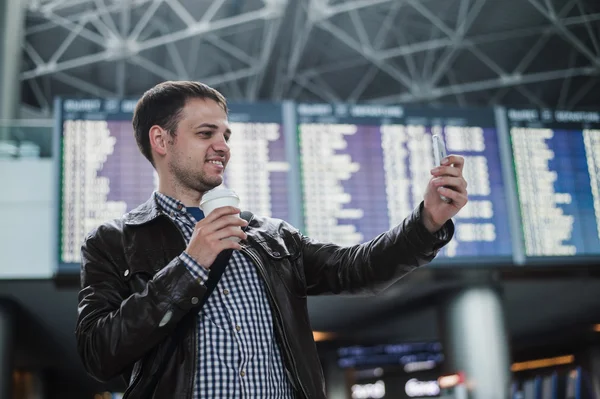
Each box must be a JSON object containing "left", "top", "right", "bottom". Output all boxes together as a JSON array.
[
  {"left": 514, "top": 0, "right": 577, "bottom": 74},
  {"left": 165, "top": 0, "right": 197, "bottom": 27},
  {"left": 135, "top": 7, "right": 274, "bottom": 53},
  {"left": 21, "top": 6, "right": 275, "bottom": 80},
  {"left": 407, "top": 0, "right": 455, "bottom": 38},
  {"left": 516, "top": 86, "right": 547, "bottom": 108},
  {"left": 24, "top": 43, "right": 44, "bottom": 67},
  {"left": 557, "top": 49, "right": 579, "bottom": 108},
  {"left": 348, "top": 9, "right": 370, "bottom": 50},
  {"left": 328, "top": 0, "right": 394, "bottom": 17},
  {"left": 575, "top": 0, "right": 600, "bottom": 56},
  {"left": 128, "top": 0, "right": 163, "bottom": 42},
  {"left": 566, "top": 78, "right": 597, "bottom": 109},
  {"left": 369, "top": 66, "right": 598, "bottom": 104},
  {"left": 202, "top": 67, "right": 260, "bottom": 87},
  {"left": 285, "top": 2, "right": 313, "bottom": 92},
  {"left": 27, "top": 78, "right": 50, "bottom": 112},
  {"left": 446, "top": 70, "right": 467, "bottom": 107},
  {"left": 27, "top": 0, "right": 154, "bottom": 35},
  {"left": 294, "top": 13, "right": 600, "bottom": 81},
  {"left": 317, "top": 19, "right": 413, "bottom": 90},
  {"left": 347, "top": 65, "right": 379, "bottom": 102},
  {"left": 293, "top": 76, "right": 341, "bottom": 103},
  {"left": 205, "top": 36, "right": 256, "bottom": 66},
  {"left": 426, "top": 0, "right": 487, "bottom": 85},
  {"left": 200, "top": 0, "right": 227, "bottom": 23},
  {"left": 377, "top": 13, "right": 600, "bottom": 61},
  {"left": 52, "top": 72, "right": 116, "bottom": 97},
  {"left": 148, "top": 17, "right": 190, "bottom": 79},
  {"left": 467, "top": 45, "right": 506, "bottom": 76},
  {"left": 93, "top": 0, "right": 119, "bottom": 36},
  {"left": 372, "top": 0, "right": 403, "bottom": 50},
  {"left": 48, "top": 21, "right": 85, "bottom": 64},
  {"left": 39, "top": 12, "right": 107, "bottom": 47},
  {"left": 527, "top": 0, "right": 600, "bottom": 66},
  {"left": 129, "top": 55, "right": 180, "bottom": 81},
  {"left": 247, "top": 15, "right": 284, "bottom": 100},
  {"left": 117, "top": 0, "right": 131, "bottom": 96},
  {"left": 37, "top": 0, "right": 95, "bottom": 13}
]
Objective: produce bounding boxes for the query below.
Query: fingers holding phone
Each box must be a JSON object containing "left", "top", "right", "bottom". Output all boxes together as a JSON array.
[{"left": 422, "top": 134, "right": 469, "bottom": 230}]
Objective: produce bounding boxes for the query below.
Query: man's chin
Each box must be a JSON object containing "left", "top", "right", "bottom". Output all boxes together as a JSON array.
[{"left": 198, "top": 177, "right": 224, "bottom": 191}]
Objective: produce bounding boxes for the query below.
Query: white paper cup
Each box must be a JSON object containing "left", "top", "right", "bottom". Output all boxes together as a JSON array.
[{"left": 200, "top": 188, "right": 242, "bottom": 242}]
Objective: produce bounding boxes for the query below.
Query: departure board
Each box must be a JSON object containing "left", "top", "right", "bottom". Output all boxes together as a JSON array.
[
  {"left": 507, "top": 108, "right": 600, "bottom": 258},
  {"left": 57, "top": 99, "right": 292, "bottom": 269},
  {"left": 297, "top": 103, "right": 512, "bottom": 262}
]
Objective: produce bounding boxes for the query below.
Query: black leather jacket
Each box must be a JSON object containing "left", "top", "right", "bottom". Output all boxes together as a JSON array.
[{"left": 75, "top": 196, "right": 453, "bottom": 398}]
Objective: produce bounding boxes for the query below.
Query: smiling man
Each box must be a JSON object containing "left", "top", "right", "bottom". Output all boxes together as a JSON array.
[{"left": 75, "top": 80, "right": 468, "bottom": 399}]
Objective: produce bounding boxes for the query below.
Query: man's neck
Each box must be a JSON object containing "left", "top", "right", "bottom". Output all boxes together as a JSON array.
[{"left": 157, "top": 181, "right": 204, "bottom": 208}]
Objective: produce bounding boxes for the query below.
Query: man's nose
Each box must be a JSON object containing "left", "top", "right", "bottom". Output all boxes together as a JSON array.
[{"left": 212, "top": 134, "right": 230, "bottom": 153}]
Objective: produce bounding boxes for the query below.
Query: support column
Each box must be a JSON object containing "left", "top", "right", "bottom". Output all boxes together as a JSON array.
[
  {"left": 438, "top": 285, "right": 511, "bottom": 399},
  {"left": 0, "top": 299, "right": 16, "bottom": 399},
  {"left": 0, "top": 0, "right": 26, "bottom": 121},
  {"left": 322, "top": 348, "right": 348, "bottom": 399},
  {"left": 583, "top": 345, "right": 600, "bottom": 398}
]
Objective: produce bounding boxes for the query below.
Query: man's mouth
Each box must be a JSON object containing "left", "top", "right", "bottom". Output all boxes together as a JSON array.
[{"left": 207, "top": 160, "right": 224, "bottom": 167}]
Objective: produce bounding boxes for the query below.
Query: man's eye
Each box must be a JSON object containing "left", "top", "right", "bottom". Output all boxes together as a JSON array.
[
  {"left": 198, "top": 131, "right": 212, "bottom": 137},
  {"left": 225, "top": 135, "right": 231, "bottom": 142}
]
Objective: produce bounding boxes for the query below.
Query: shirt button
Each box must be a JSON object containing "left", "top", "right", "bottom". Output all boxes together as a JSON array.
[
  {"left": 124, "top": 269, "right": 130, "bottom": 277},
  {"left": 223, "top": 289, "right": 230, "bottom": 295},
  {"left": 235, "top": 325, "right": 241, "bottom": 332},
  {"left": 272, "top": 251, "right": 280, "bottom": 257},
  {"left": 240, "top": 370, "right": 245, "bottom": 377},
  {"left": 170, "top": 211, "right": 175, "bottom": 217},
  {"left": 191, "top": 297, "right": 199, "bottom": 305}
]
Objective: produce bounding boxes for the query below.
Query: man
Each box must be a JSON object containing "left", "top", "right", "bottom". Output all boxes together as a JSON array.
[{"left": 76, "top": 81, "right": 468, "bottom": 399}]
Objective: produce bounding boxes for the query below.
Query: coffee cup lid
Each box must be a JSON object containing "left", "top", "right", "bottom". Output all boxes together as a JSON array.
[{"left": 200, "top": 188, "right": 239, "bottom": 206}]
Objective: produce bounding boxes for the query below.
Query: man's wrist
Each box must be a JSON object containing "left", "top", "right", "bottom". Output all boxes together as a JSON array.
[
  {"left": 421, "top": 207, "right": 445, "bottom": 233},
  {"left": 179, "top": 252, "right": 210, "bottom": 283}
]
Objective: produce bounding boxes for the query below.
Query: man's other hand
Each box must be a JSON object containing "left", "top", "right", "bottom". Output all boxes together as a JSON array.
[{"left": 422, "top": 154, "right": 468, "bottom": 233}]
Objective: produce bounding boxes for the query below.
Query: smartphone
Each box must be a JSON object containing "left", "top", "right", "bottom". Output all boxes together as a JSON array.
[{"left": 432, "top": 134, "right": 452, "bottom": 203}]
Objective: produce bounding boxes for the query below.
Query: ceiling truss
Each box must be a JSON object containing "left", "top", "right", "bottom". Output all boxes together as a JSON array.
[{"left": 17, "top": 0, "right": 600, "bottom": 114}]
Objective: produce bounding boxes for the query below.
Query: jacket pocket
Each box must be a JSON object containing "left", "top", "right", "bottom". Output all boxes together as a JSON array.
[
  {"left": 122, "top": 248, "right": 168, "bottom": 293},
  {"left": 255, "top": 235, "right": 307, "bottom": 298}
]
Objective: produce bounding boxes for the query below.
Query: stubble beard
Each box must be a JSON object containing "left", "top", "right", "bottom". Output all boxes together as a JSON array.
[{"left": 169, "top": 159, "right": 224, "bottom": 195}]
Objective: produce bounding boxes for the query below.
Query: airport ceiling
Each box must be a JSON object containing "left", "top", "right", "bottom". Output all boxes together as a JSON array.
[{"left": 20, "top": 0, "right": 600, "bottom": 117}]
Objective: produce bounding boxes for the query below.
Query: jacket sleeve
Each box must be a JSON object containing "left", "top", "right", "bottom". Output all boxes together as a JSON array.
[
  {"left": 300, "top": 202, "right": 454, "bottom": 296},
  {"left": 75, "top": 223, "right": 206, "bottom": 382}
]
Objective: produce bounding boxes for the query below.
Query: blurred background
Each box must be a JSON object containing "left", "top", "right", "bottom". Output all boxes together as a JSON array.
[{"left": 1, "top": 0, "right": 600, "bottom": 398}]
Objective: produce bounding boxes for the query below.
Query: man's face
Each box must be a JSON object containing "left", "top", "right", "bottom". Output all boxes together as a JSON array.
[{"left": 165, "top": 97, "right": 231, "bottom": 194}]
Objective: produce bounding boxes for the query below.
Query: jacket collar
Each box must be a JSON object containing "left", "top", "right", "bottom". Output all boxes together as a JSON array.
[{"left": 123, "top": 194, "right": 163, "bottom": 226}]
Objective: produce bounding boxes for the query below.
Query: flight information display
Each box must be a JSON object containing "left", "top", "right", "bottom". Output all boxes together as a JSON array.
[
  {"left": 57, "top": 99, "right": 291, "bottom": 268},
  {"left": 507, "top": 108, "right": 600, "bottom": 258},
  {"left": 297, "top": 103, "right": 512, "bottom": 261}
]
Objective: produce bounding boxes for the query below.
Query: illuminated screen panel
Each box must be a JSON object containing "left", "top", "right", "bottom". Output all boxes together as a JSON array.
[
  {"left": 337, "top": 342, "right": 444, "bottom": 399},
  {"left": 297, "top": 103, "right": 512, "bottom": 263},
  {"left": 507, "top": 108, "right": 600, "bottom": 258},
  {"left": 57, "top": 99, "right": 291, "bottom": 270}
]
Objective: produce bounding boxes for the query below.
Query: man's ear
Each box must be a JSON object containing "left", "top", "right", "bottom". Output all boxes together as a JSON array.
[{"left": 149, "top": 125, "right": 168, "bottom": 158}]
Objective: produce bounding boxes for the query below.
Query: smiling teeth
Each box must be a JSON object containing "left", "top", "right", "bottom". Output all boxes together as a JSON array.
[{"left": 209, "top": 160, "right": 223, "bottom": 165}]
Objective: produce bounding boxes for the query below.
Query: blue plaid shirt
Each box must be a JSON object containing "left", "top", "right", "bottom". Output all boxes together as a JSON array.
[{"left": 154, "top": 191, "right": 295, "bottom": 398}]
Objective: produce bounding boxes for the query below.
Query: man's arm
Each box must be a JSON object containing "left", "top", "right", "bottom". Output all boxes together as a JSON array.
[
  {"left": 300, "top": 154, "right": 467, "bottom": 296},
  {"left": 75, "top": 226, "right": 206, "bottom": 382},
  {"left": 300, "top": 202, "right": 454, "bottom": 296}
]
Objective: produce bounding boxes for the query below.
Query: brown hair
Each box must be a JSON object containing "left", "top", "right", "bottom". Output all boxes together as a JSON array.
[{"left": 132, "top": 80, "right": 228, "bottom": 166}]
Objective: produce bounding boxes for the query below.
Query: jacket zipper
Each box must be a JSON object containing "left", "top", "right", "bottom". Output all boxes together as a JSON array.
[
  {"left": 241, "top": 246, "right": 310, "bottom": 399},
  {"left": 121, "top": 362, "right": 144, "bottom": 399}
]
